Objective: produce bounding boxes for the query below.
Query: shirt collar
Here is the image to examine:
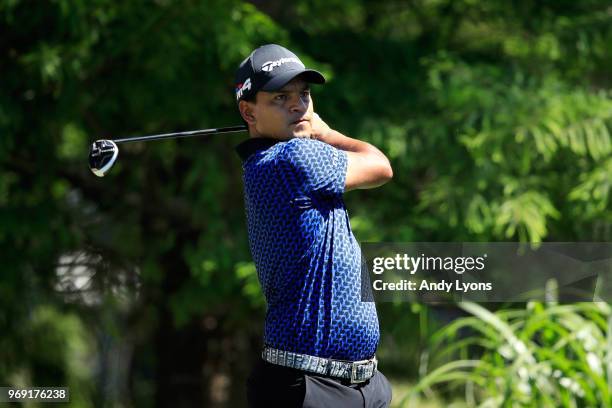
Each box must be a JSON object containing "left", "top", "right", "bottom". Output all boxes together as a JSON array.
[{"left": 235, "top": 137, "right": 280, "bottom": 162}]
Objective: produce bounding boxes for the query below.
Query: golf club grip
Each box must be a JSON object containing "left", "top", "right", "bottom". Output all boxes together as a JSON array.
[{"left": 113, "top": 125, "right": 247, "bottom": 144}]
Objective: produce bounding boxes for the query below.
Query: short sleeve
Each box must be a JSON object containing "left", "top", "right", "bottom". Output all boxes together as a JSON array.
[{"left": 280, "top": 138, "right": 347, "bottom": 197}]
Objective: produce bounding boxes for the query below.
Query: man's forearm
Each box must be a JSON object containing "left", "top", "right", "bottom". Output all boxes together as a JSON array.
[
  {"left": 322, "top": 129, "right": 393, "bottom": 190},
  {"left": 322, "top": 129, "right": 393, "bottom": 187},
  {"left": 319, "top": 129, "right": 383, "bottom": 156},
  {"left": 310, "top": 114, "right": 393, "bottom": 190}
]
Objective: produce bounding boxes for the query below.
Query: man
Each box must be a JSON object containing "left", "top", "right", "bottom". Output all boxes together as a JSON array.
[{"left": 234, "top": 44, "right": 393, "bottom": 407}]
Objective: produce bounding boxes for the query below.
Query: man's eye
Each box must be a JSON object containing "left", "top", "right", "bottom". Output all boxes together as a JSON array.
[
  {"left": 274, "top": 95, "right": 287, "bottom": 101},
  {"left": 301, "top": 91, "right": 310, "bottom": 97}
]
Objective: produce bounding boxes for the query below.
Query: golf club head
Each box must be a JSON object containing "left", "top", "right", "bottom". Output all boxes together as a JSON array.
[{"left": 89, "top": 140, "right": 119, "bottom": 177}]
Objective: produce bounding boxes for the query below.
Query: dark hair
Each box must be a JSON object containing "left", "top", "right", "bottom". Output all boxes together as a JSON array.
[{"left": 240, "top": 92, "right": 257, "bottom": 103}]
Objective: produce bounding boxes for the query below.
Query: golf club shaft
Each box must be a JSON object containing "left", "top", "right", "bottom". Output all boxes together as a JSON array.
[{"left": 113, "top": 125, "right": 247, "bottom": 144}]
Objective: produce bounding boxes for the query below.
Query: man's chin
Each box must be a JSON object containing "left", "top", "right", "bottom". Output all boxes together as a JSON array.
[{"left": 290, "top": 124, "right": 313, "bottom": 139}]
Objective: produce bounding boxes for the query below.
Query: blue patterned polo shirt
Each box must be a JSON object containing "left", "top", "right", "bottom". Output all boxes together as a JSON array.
[{"left": 236, "top": 136, "right": 380, "bottom": 361}]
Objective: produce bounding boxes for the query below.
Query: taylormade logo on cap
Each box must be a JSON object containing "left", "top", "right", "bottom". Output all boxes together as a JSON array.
[
  {"left": 261, "top": 57, "right": 304, "bottom": 72},
  {"left": 235, "top": 78, "right": 252, "bottom": 101}
]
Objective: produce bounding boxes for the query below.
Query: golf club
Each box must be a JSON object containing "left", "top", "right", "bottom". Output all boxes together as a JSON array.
[{"left": 88, "top": 125, "right": 247, "bottom": 177}]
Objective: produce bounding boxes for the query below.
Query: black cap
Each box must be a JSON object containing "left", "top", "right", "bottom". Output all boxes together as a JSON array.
[{"left": 234, "top": 44, "right": 325, "bottom": 102}]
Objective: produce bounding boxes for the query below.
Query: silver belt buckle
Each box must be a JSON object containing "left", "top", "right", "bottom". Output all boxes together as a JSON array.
[{"left": 350, "top": 357, "right": 375, "bottom": 384}]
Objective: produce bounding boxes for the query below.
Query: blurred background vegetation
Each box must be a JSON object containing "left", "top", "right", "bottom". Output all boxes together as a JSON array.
[{"left": 1, "top": 0, "right": 611, "bottom": 406}]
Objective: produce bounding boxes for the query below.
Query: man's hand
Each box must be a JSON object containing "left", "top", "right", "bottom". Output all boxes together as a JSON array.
[{"left": 310, "top": 113, "right": 331, "bottom": 141}]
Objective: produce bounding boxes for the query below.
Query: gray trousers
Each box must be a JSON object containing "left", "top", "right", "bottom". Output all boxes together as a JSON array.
[{"left": 246, "top": 358, "right": 393, "bottom": 407}]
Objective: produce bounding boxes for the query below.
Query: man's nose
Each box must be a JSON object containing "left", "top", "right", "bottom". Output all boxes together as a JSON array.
[{"left": 289, "top": 94, "right": 307, "bottom": 113}]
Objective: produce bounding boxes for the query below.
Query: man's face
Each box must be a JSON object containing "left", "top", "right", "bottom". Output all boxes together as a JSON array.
[{"left": 240, "top": 77, "right": 314, "bottom": 140}]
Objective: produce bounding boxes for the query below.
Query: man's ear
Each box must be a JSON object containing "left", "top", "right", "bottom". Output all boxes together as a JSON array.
[{"left": 238, "top": 100, "right": 256, "bottom": 125}]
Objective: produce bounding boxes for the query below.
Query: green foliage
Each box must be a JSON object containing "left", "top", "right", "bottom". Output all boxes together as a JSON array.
[
  {"left": 6, "top": 305, "right": 95, "bottom": 406},
  {"left": 403, "top": 301, "right": 612, "bottom": 407}
]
